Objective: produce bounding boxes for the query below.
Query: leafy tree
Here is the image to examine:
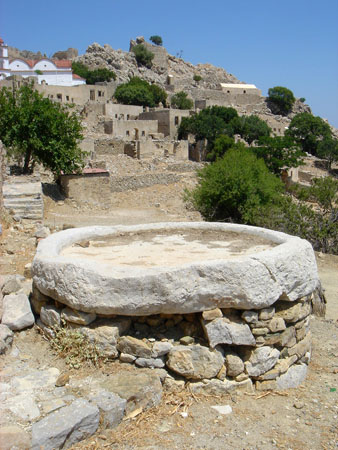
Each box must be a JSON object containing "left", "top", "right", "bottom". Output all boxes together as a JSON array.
[
  {"left": 72, "top": 62, "right": 116, "bottom": 85},
  {"left": 268, "top": 86, "right": 296, "bottom": 115},
  {"left": 239, "top": 115, "right": 271, "bottom": 145},
  {"left": 149, "top": 84, "right": 167, "bottom": 106},
  {"left": 114, "top": 77, "right": 166, "bottom": 107},
  {"left": 254, "top": 135, "right": 304, "bottom": 174},
  {"left": 171, "top": 91, "right": 193, "bottom": 110},
  {"left": 317, "top": 136, "right": 338, "bottom": 170},
  {"left": 206, "top": 135, "right": 236, "bottom": 162},
  {"left": 286, "top": 113, "right": 332, "bottom": 155},
  {"left": 132, "top": 44, "right": 154, "bottom": 68},
  {"left": 86, "top": 68, "right": 116, "bottom": 84},
  {"left": 149, "top": 35, "right": 163, "bottom": 46},
  {"left": 178, "top": 106, "right": 238, "bottom": 151},
  {"left": 0, "top": 84, "right": 85, "bottom": 175},
  {"left": 186, "top": 147, "right": 283, "bottom": 223}
]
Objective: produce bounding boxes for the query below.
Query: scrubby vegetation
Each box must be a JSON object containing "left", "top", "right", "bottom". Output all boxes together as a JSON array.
[
  {"left": 171, "top": 91, "right": 193, "bottom": 110},
  {"left": 72, "top": 61, "right": 116, "bottom": 84},
  {"left": 131, "top": 44, "right": 154, "bottom": 68},
  {"left": 114, "top": 77, "right": 167, "bottom": 107}
]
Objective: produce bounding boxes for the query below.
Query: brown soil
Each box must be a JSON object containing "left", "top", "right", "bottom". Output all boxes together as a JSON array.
[{"left": 1, "top": 158, "right": 337, "bottom": 450}]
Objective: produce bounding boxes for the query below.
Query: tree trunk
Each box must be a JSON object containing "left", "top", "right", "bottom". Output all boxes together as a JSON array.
[{"left": 23, "top": 148, "right": 32, "bottom": 174}]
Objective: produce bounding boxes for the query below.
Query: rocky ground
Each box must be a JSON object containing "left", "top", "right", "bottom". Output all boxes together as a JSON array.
[{"left": 0, "top": 156, "right": 337, "bottom": 450}]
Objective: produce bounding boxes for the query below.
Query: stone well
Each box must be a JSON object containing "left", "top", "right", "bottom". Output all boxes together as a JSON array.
[{"left": 31, "top": 222, "right": 319, "bottom": 392}]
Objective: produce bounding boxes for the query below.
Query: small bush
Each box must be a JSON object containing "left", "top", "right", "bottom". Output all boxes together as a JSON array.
[
  {"left": 132, "top": 44, "right": 154, "bottom": 68},
  {"left": 114, "top": 77, "right": 166, "bottom": 107},
  {"left": 193, "top": 74, "right": 202, "bottom": 82},
  {"left": 150, "top": 35, "right": 163, "bottom": 46},
  {"left": 171, "top": 91, "right": 193, "bottom": 110},
  {"left": 49, "top": 322, "right": 106, "bottom": 369},
  {"left": 299, "top": 97, "right": 306, "bottom": 103},
  {"left": 186, "top": 147, "right": 283, "bottom": 223}
]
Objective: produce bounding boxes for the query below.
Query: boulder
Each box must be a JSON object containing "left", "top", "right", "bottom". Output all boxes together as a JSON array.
[
  {"left": 40, "top": 305, "right": 61, "bottom": 328},
  {"left": 88, "top": 390, "right": 126, "bottom": 428},
  {"left": 224, "top": 350, "right": 245, "bottom": 377},
  {"left": 276, "top": 363, "right": 308, "bottom": 389},
  {"left": 244, "top": 346, "right": 280, "bottom": 377},
  {"left": 0, "top": 324, "right": 14, "bottom": 354},
  {"left": 117, "top": 336, "right": 152, "bottom": 358},
  {"left": 31, "top": 398, "right": 99, "bottom": 450},
  {"left": 1, "top": 293, "right": 34, "bottom": 330},
  {"left": 202, "top": 318, "right": 255, "bottom": 348},
  {"left": 166, "top": 344, "right": 224, "bottom": 380},
  {"left": 61, "top": 306, "right": 96, "bottom": 325}
]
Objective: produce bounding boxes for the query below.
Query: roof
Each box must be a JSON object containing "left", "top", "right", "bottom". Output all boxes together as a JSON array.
[
  {"left": 10, "top": 58, "right": 72, "bottom": 69},
  {"left": 54, "top": 59, "right": 72, "bottom": 68},
  {"left": 220, "top": 83, "right": 258, "bottom": 89},
  {"left": 73, "top": 73, "right": 86, "bottom": 80}
]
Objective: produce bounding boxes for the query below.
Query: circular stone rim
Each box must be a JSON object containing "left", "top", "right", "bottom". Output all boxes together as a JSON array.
[{"left": 31, "top": 222, "right": 319, "bottom": 315}]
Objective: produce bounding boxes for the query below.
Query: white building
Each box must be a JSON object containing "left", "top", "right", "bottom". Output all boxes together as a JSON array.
[{"left": 0, "top": 37, "right": 85, "bottom": 86}]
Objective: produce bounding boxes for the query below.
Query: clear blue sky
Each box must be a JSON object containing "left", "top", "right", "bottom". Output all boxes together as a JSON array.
[{"left": 1, "top": 0, "right": 337, "bottom": 127}]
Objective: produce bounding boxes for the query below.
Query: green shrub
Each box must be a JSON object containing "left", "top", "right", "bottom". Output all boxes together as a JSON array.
[
  {"left": 71, "top": 62, "right": 116, "bottom": 84},
  {"left": 171, "top": 91, "right": 193, "bottom": 110},
  {"left": 186, "top": 147, "right": 283, "bottom": 223},
  {"left": 132, "top": 44, "right": 154, "bottom": 68},
  {"left": 149, "top": 35, "right": 163, "bottom": 46},
  {"left": 268, "top": 86, "right": 296, "bottom": 115},
  {"left": 193, "top": 74, "right": 202, "bottom": 82},
  {"left": 114, "top": 77, "right": 166, "bottom": 107}
]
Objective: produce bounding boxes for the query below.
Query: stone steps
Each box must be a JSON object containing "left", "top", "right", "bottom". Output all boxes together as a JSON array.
[{"left": 3, "top": 180, "right": 44, "bottom": 220}]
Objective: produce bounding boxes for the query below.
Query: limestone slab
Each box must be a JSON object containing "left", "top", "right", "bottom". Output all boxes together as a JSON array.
[{"left": 31, "top": 223, "right": 319, "bottom": 315}]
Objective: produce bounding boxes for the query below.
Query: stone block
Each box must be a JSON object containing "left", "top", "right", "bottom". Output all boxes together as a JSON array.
[
  {"left": 241, "top": 310, "right": 259, "bottom": 324},
  {"left": 259, "top": 307, "right": 275, "bottom": 320},
  {"left": 117, "top": 336, "right": 152, "bottom": 358},
  {"left": 288, "top": 333, "right": 311, "bottom": 359},
  {"left": 166, "top": 344, "right": 224, "bottom": 380},
  {"left": 40, "top": 305, "right": 61, "bottom": 328},
  {"left": 268, "top": 317, "right": 286, "bottom": 333},
  {"left": 2, "top": 293, "right": 34, "bottom": 330},
  {"left": 275, "top": 301, "right": 311, "bottom": 323},
  {"left": 151, "top": 341, "right": 173, "bottom": 357},
  {"left": 202, "top": 308, "right": 223, "bottom": 321},
  {"left": 135, "top": 357, "right": 165, "bottom": 368},
  {"left": 202, "top": 318, "right": 255, "bottom": 348},
  {"left": 88, "top": 390, "right": 126, "bottom": 428},
  {"left": 61, "top": 307, "right": 96, "bottom": 325},
  {"left": 31, "top": 398, "right": 99, "bottom": 450},
  {"left": 244, "top": 346, "right": 280, "bottom": 377},
  {"left": 276, "top": 363, "right": 308, "bottom": 389},
  {"left": 224, "top": 350, "right": 244, "bottom": 377}
]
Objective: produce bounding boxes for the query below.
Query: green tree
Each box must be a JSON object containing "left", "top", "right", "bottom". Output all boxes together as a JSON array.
[
  {"left": 114, "top": 77, "right": 166, "bottom": 107},
  {"left": 254, "top": 135, "right": 305, "bottom": 174},
  {"left": 149, "top": 35, "right": 163, "bottom": 46},
  {"left": 268, "top": 86, "right": 296, "bottom": 115},
  {"left": 0, "top": 84, "right": 85, "bottom": 175},
  {"left": 186, "top": 147, "right": 283, "bottom": 223},
  {"left": 72, "top": 62, "right": 116, "bottom": 85},
  {"left": 240, "top": 115, "right": 271, "bottom": 145},
  {"left": 206, "top": 135, "right": 236, "bottom": 162},
  {"left": 317, "top": 136, "right": 338, "bottom": 170},
  {"left": 178, "top": 106, "right": 238, "bottom": 151},
  {"left": 286, "top": 113, "right": 332, "bottom": 155},
  {"left": 171, "top": 91, "right": 193, "bottom": 110},
  {"left": 132, "top": 44, "right": 154, "bottom": 68}
]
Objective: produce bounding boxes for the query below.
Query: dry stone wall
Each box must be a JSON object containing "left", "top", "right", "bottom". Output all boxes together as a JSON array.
[{"left": 32, "top": 286, "right": 313, "bottom": 392}]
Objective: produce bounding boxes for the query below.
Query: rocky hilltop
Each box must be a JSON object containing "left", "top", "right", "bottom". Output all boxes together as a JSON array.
[{"left": 75, "top": 36, "right": 241, "bottom": 90}]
